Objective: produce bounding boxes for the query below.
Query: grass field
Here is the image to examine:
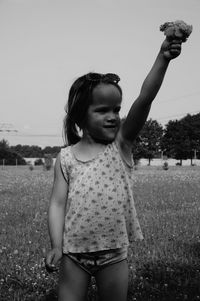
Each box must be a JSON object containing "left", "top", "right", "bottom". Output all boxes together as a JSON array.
[{"left": 0, "top": 165, "right": 200, "bottom": 301}]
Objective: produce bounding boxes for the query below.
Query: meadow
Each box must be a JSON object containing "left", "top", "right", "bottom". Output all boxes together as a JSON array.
[{"left": 0, "top": 165, "right": 200, "bottom": 301}]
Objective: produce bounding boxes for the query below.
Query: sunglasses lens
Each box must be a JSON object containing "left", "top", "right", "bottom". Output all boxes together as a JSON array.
[
  {"left": 104, "top": 73, "right": 120, "bottom": 83},
  {"left": 86, "top": 73, "right": 120, "bottom": 83},
  {"left": 86, "top": 73, "right": 102, "bottom": 81}
]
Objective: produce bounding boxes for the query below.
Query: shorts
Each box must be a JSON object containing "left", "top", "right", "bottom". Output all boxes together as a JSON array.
[{"left": 65, "top": 247, "right": 128, "bottom": 276}]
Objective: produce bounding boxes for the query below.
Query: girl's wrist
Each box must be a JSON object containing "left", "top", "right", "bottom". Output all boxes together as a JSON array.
[
  {"left": 157, "top": 51, "right": 171, "bottom": 66},
  {"left": 51, "top": 242, "right": 62, "bottom": 250}
]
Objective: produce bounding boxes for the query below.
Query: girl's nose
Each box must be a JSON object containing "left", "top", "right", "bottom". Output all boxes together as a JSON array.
[{"left": 107, "top": 112, "right": 117, "bottom": 121}]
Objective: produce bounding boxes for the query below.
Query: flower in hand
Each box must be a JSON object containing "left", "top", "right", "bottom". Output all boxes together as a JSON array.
[{"left": 160, "top": 20, "right": 192, "bottom": 42}]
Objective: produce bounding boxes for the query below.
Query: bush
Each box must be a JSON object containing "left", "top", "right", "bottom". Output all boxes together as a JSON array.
[
  {"left": 44, "top": 154, "right": 53, "bottom": 171},
  {"left": 34, "top": 158, "right": 44, "bottom": 166},
  {"left": 0, "top": 149, "right": 26, "bottom": 165},
  {"left": 29, "top": 164, "right": 34, "bottom": 171},
  {"left": 163, "top": 161, "right": 169, "bottom": 170}
]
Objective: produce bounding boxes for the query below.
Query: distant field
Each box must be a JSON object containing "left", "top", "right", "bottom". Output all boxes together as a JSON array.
[{"left": 0, "top": 166, "right": 200, "bottom": 301}]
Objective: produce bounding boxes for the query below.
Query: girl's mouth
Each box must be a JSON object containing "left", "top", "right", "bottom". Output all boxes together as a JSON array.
[{"left": 104, "top": 124, "right": 117, "bottom": 129}]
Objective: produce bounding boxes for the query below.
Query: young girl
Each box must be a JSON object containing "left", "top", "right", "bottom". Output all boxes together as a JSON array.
[{"left": 46, "top": 37, "right": 183, "bottom": 301}]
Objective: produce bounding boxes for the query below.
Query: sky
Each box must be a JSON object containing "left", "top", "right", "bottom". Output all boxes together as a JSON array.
[{"left": 0, "top": 0, "right": 199, "bottom": 147}]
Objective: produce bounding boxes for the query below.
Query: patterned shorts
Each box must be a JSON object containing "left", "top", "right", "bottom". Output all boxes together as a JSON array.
[{"left": 65, "top": 247, "right": 128, "bottom": 276}]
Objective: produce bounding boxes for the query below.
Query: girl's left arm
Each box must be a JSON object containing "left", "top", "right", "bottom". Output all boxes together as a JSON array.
[{"left": 119, "top": 38, "right": 182, "bottom": 147}]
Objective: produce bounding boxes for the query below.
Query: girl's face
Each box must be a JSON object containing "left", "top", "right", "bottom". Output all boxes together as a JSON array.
[{"left": 83, "top": 83, "right": 122, "bottom": 144}]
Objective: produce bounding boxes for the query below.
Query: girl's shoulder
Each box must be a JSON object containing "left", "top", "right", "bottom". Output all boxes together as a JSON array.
[
  {"left": 60, "top": 145, "right": 71, "bottom": 155},
  {"left": 60, "top": 145, "right": 73, "bottom": 166},
  {"left": 59, "top": 146, "right": 74, "bottom": 181}
]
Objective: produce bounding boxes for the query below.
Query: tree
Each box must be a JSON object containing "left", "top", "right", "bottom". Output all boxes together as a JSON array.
[
  {"left": 0, "top": 140, "right": 26, "bottom": 165},
  {"left": 132, "top": 136, "right": 145, "bottom": 165},
  {"left": 180, "top": 113, "right": 200, "bottom": 164},
  {"left": 10, "top": 144, "right": 60, "bottom": 158},
  {"left": 136, "top": 119, "right": 163, "bottom": 165},
  {"left": 0, "top": 139, "right": 9, "bottom": 150},
  {"left": 162, "top": 114, "right": 200, "bottom": 165},
  {"left": 162, "top": 120, "right": 187, "bottom": 165},
  {"left": 42, "top": 146, "right": 61, "bottom": 158},
  {"left": 10, "top": 144, "right": 43, "bottom": 158}
]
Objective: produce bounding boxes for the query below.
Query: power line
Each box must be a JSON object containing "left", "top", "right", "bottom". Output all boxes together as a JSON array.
[
  {"left": 159, "top": 91, "right": 200, "bottom": 104},
  {"left": 155, "top": 110, "right": 200, "bottom": 122},
  {"left": 0, "top": 133, "right": 61, "bottom": 137},
  {"left": 1, "top": 109, "right": 199, "bottom": 138},
  {"left": 17, "top": 133, "right": 61, "bottom": 137}
]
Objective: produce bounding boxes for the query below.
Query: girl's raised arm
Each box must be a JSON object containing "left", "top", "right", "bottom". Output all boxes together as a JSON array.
[{"left": 120, "top": 38, "right": 182, "bottom": 146}]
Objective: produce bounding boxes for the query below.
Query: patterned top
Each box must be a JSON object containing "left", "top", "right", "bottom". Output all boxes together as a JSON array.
[{"left": 60, "top": 142, "right": 143, "bottom": 253}]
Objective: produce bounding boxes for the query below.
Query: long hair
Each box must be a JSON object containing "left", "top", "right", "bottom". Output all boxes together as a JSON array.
[{"left": 63, "top": 73, "right": 122, "bottom": 145}]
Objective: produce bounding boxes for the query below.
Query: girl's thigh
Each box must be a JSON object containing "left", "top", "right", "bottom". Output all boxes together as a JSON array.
[
  {"left": 95, "top": 259, "right": 129, "bottom": 301},
  {"left": 58, "top": 255, "right": 91, "bottom": 301}
]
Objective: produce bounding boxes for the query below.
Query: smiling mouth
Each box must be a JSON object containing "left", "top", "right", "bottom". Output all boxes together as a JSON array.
[
  {"left": 104, "top": 127, "right": 117, "bottom": 132},
  {"left": 104, "top": 124, "right": 117, "bottom": 129}
]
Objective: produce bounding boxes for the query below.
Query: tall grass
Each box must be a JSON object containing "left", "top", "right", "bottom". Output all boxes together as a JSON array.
[{"left": 0, "top": 166, "right": 200, "bottom": 300}]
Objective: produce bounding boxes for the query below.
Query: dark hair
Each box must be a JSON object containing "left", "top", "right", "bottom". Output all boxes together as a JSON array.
[{"left": 63, "top": 72, "right": 122, "bottom": 145}]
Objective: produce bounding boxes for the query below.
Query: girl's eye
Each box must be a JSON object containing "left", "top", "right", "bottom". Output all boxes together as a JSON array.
[
  {"left": 95, "top": 106, "right": 121, "bottom": 114},
  {"left": 96, "top": 108, "right": 108, "bottom": 113},
  {"left": 114, "top": 107, "right": 121, "bottom": 113}
]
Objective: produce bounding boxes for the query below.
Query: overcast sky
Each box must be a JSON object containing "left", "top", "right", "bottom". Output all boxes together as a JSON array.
[{"left": 0, "top": 0, "right": 199, "bottom": 147}]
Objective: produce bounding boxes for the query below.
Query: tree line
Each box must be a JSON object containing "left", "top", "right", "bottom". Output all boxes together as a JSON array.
[
  {"left": 0, "top": 112, "right": 200, "bottom": 165},
  {"left": 131, "top": 112, "right": 200, "bottom": 165},
  {"left": 10, "top": 144, "right": 61, "bottom": 158},
  {"left": 0, "top": 140, "right": 61, "bottom": 165}
]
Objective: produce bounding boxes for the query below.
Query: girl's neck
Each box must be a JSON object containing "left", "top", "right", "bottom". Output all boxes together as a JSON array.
[
  {"left": 81, "top": 131, "right": 96, "bottom": 145},
  {"left": 72, "top": 134, "right": 107, "bottom": 162},
  {"left": 81, "top": 129, "right": 110, "bottom": 146}
]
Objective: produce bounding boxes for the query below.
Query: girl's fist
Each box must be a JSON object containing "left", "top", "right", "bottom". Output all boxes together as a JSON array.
[
  {"left": 45, "top": 248, "right": 62, "bottom": 272},
  {"left": 161, "top": 39, "right": 182, "bottom": 60}
]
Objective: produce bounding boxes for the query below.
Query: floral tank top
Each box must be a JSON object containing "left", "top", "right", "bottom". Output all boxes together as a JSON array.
[{"left": 60, "top": 142, "right": 143, "bottom": 253}]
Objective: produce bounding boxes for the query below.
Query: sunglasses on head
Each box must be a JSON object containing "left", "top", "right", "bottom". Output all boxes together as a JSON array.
[{"left": 86, "top": 73, "right": 120, "bottom": 84}]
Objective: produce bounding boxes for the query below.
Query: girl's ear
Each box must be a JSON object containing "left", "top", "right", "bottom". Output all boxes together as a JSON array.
[{"left": 64, "top": 116, "right": 81, "bottom": 145}]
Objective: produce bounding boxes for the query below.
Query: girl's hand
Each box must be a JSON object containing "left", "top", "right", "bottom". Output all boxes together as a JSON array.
[
  {"left": 160, "top": 38, "right": 182, "bottom": 60},
  {"left": 45, "top": 247, "right": 62, "bottom": 272}
]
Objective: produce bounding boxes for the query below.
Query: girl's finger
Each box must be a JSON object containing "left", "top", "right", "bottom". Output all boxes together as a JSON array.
[
  {"left": 170, "top": 45, "right": 182, "bottom": 54},
  {"left": 52, "top": 253, "right": 62, "bottom": 266},
  {"left": 45, "top": 255, "right": 58, "bottom": 272},
  {"left": 46, "top": 252, "right": 55, "bottom": 266},
  {"left": 52, "top": 254, "right": 58, "bottom": 265},
  {"left": 170, "top": 43, "right": 182, "bottom": 49},
  {"left": 170, "top": 48, "right": 181, "bottom": 55},
  {"left": 171, "top": 39, "right": 183, "bottom": 44}
]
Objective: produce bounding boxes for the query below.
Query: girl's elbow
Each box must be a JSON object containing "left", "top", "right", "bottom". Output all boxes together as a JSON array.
[{"left": 49, "top": 195, "right": 66, "bottom": 210}]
